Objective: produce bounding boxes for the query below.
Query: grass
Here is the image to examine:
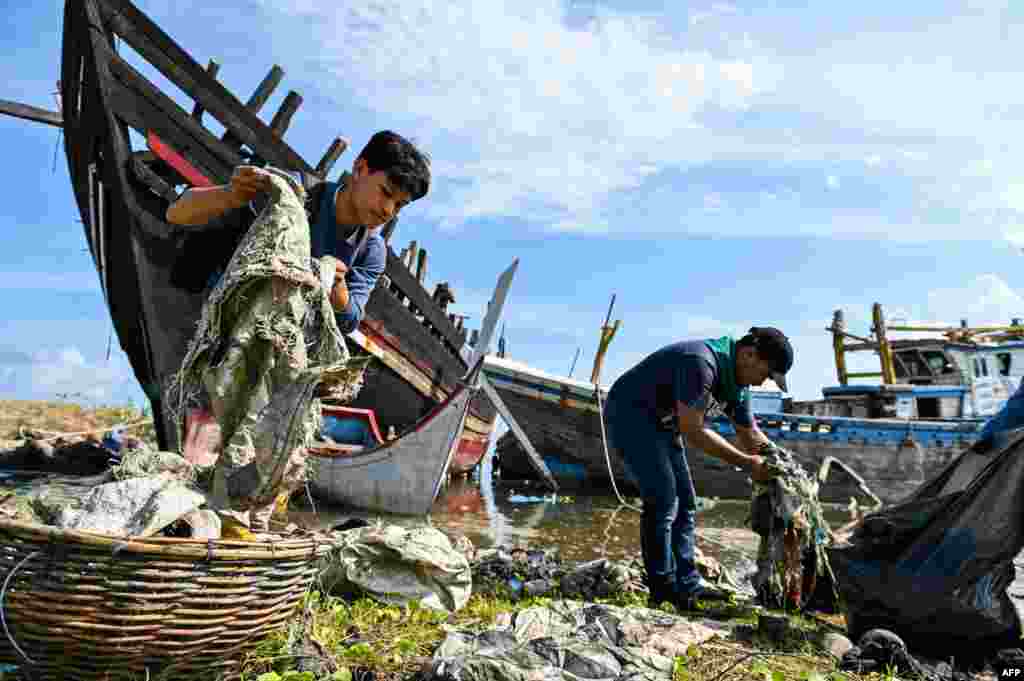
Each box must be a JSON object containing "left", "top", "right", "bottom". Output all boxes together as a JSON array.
[{"left": 237, "top": 587, "right": 903, "bottom": 681}]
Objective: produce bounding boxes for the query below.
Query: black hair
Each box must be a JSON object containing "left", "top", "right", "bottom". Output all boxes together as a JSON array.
[
  {"left": 738, "top": 326, "right": 794, "bottom": 373},
  {"left": 356, "top": 130, "right": 431, "bottom": 201}
]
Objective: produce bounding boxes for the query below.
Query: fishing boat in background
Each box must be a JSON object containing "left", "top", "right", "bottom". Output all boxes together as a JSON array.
[
  {"left": 489, "top": 302, "right": 1021, "bottom": 505},
  {"left": 0, "top": 0, "right": 501, "bottom": 490}
]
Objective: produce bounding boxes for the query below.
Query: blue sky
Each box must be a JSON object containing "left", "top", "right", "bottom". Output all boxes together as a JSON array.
[{"left": 4, "top": 0, "right": 1024, "bottom": 408}]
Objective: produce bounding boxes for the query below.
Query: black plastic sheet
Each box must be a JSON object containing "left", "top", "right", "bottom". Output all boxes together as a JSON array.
[{"left": 829, "top": 429, "right": 1024, "bottom": 662}]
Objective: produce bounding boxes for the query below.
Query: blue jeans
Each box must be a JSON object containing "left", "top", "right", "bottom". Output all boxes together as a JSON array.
[{"left": 604, "top": 393, "right": 700, "bottom": 594}]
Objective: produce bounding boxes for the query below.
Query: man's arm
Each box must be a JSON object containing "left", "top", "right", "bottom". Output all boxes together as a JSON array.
[
  {"left": 331, "top": 239, "right": 386, "bottom": 334},
  {"left": 735, "top": 423, "right": 771, "bottom": 453},
  {"left": 676, "top": 402, "right": 764, "bottom": 472},
  {"left": 729, "top": 392, "right": 771, "bottom": 452},
  {"left": 166, "top": 166, "right": 270, "bottom": 225}
]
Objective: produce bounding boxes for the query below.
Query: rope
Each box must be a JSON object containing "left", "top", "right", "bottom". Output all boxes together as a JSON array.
[
  {"left": 593, "top": 387, "right": 641, "bottom": 512},
  {"left": 1, "top": 550, "right": 40, "bottom": 666},
  {"left": 594, "top": 386, "right": 756, "bottom": 560}
]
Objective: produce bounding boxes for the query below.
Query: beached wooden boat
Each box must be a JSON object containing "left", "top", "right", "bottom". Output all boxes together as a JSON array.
[
  {"left": 487, "top": 303, "right": 1008, "bottom": 505},
  {"left": 1, "top": 0, "right": 499, "bottom": 482},
  {"left": 309, "top": 261, "right": 516, "bottom": 515}
]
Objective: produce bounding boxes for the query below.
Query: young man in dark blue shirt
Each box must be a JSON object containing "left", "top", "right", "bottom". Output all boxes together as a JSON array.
[
  {"left": 167, "top": 130, "right": 431, "bottom": 333},
  {"left": 603, "top": 327, "right": 794, "bottom": 608}
]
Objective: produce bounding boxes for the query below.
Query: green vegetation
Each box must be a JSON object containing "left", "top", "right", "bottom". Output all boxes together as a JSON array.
[{"left": 238, "top": 589, "right": 895, "bottom": 681}]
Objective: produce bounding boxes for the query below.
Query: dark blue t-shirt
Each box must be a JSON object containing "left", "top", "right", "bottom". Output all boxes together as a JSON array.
[
  {"left": 307, "top": 180, "right": 387, "bottom": 334},
  {"left": 609, "top": 339, "right": 753, "bottom": 427},
  {"left": 201, "top": 176, "right": 389, "bottom": 334}
]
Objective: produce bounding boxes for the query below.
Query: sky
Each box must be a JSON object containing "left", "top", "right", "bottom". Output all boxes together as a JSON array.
[{"left": 4, "top": 0, "right": 1024, "bottom": 411}]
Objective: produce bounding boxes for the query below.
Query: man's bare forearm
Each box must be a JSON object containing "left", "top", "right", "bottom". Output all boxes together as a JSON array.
[
  {"left": 166, "top": 185, "right": 245, "bottom": 225},
  {"left": 684, "top": 427, "right": 757, "bottom": 469},
  {"left": 736, "top": 425, "right": 770, "bottom": 453}
]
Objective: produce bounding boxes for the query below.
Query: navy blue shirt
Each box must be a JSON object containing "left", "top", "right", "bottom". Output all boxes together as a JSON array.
[
  {"left": 202, "top": 176, "right": 389, "bottom": 334},
  {"left": 307, "top": 180, "right": 387, "bottom": 334},
  {"left": 609, "top": 339, "right": 754, "bottom": 427}
]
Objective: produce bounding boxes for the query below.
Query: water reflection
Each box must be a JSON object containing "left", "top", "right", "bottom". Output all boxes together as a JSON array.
[{"left": 294, "top": 452, "right": 852, "bottom": 568}]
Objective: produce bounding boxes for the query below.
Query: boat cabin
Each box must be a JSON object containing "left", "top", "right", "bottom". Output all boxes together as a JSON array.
[{"left": 813, "top": 304, "right": 1024, "bottom": 420}]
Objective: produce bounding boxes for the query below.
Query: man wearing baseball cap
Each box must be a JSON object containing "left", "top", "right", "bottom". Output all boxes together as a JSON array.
[{"left": 603, "top": 326, "right": 794, "bottom": 609}]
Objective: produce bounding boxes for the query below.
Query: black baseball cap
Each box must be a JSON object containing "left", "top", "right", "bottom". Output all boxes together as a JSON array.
[{"left": 749, "top": 326, "right": 794, "bottom": 392}]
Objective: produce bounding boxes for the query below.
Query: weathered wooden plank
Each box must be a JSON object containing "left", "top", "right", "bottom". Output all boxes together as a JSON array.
[
  {"left": 222, "top": 65, "right": 284, "bottom": 148},
  {"left": 357, "top": 302, "right": 494, "bottom": 427},
  {"left": 415, "top": 247, "right": 428, "bottom": 284},
  {"left": 190, "top": 59, "right": 220, "bottom": 121},
  {"left": 379, "top": 250, "right": 465, "bottom": 351},
  {"left": 0, "top": 98, "right": 62, "bottom": 127},
  {"left": 130, "top": 158, "right": 177, "bottom": 201},
  {"left": 365, "top": 289, "right": 463, "bottom": 380},
  {"left": 106, "top": 53, "right": 242, "bottom": 182},
  {"left": 316, "top": 138, "right": 347, "bottom": 177},
  {"left": 106, "top": 76, "right": 229, "bottom": 185},
  {"left": 243, "top": 65, "right": 284, "bottom": 113},
  {"left": 269, "top": 91, "right": 302, "bottom": 137},
  {"left": 480, "top": 376, "right": 558, "bottom": 490},
  {"left": 97, "top": 0, "right": 313, "bottom": 173}
]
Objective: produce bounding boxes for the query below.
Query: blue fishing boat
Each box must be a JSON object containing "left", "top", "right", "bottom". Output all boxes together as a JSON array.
[{"left": 488, "top": 303, "right": 1024, "bottom": 504}]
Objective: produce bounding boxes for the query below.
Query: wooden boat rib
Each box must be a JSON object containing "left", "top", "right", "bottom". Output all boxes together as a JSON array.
[{"left": 20, "top": 0, "right": 502, "bottom": 482}]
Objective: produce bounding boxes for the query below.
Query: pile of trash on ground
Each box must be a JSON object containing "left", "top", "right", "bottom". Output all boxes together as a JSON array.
[{"left": 429, "top": 599, "right": 729, "bottom": 681}]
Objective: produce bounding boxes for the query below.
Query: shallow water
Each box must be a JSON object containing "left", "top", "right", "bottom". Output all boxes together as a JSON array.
[{"left": 293, "top": 455, "right": 852, "bottom": 572}]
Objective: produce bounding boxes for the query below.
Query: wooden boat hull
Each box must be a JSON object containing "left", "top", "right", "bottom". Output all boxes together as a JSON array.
[
  {"left": 310, "top": 261, "right": 516, "bottom": 515},
  {"left": 310, "top": 370, "right": 477, "bottom": 516},
  {"left": 55, "top": 0, "right": 497, "bottom": 484},
  {"left": 484, "top": 356, "right": 987, "bottom": 505}
]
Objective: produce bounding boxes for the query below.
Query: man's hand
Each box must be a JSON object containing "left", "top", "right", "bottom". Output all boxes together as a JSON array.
[
  {"left": 228, "top": 166, "right": 272, "bottom": 206},
  {"left": 749, "top": 454, "right": 774, "bottom": 482},
  {"left": 327, "top": 258, "right": 350, "bottom": 312}
]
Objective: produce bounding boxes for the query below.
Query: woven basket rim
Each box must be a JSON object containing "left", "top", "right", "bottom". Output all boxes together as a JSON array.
[{"left": 0, "top": 518, "right": 334, "bottom": 560}]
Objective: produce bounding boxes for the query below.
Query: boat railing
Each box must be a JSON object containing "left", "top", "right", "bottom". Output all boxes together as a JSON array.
[
  {"left": 712, "top": 410, "right": 985, "bottom": 448},
  {"left": 830, "top": 302, "right": 1024, "bottom": 387}
]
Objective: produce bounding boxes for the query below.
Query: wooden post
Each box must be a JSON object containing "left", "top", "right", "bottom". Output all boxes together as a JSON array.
[
  {"left": 190, "top": 59, "right": 220, "bottom": 121},
  {"left": 568, "top": 347, "right": 581, "bottom": 378},
  {"left": 243, "top": 65, "right": 285, "bottom": 112},
  {"left": 479, "top": 376, "right": 559, "bottom": 491},
  {"left": 590, "top": 294, "right": 620, "bottom": 385},
  {"left": 416, "top": 247, "right": 428, "bottom": 285},
  {"left": 406, "top": 240, "right": 418, "bottom": 269},
  {"left": 873, "top": 303, "right": 897, "bottom": 385},
  {"left": 0, "top": 99, "right": 62, "bottom": 127},
  {"left": 831, "top": 309, "right": 849, "bottom": 386},
  {"left": 269, "top": 91, "right": 302, "bottom": 138},
  {"left": 221, "top": 64, "right": 284, "bottom": 148},
  {"left": 315, "top": 137, "right": 348, "bottom": 178}
]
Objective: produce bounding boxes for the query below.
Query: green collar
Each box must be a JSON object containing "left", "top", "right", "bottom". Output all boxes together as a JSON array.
[{"left": 704, "top": 335, "right": 747, "bottom": 407}]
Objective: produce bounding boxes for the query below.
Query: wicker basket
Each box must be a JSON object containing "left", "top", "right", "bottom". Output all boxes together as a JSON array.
[{"left": 0, "top": 518, "right": 331, "bottom": 680}]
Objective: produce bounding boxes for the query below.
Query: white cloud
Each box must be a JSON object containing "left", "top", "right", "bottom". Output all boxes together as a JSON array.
[
  {"left": 0, "top": 345, "right": 138, "bottom": 404},
  {"left": 921, "top": 274, "right": 1024, "bottom": 328},
  {"left": 254, "top": 0, "right": 780, "bottom": 230},
  {"left": 110, "top": 0, "right": 1024, "bottom": 243}
]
